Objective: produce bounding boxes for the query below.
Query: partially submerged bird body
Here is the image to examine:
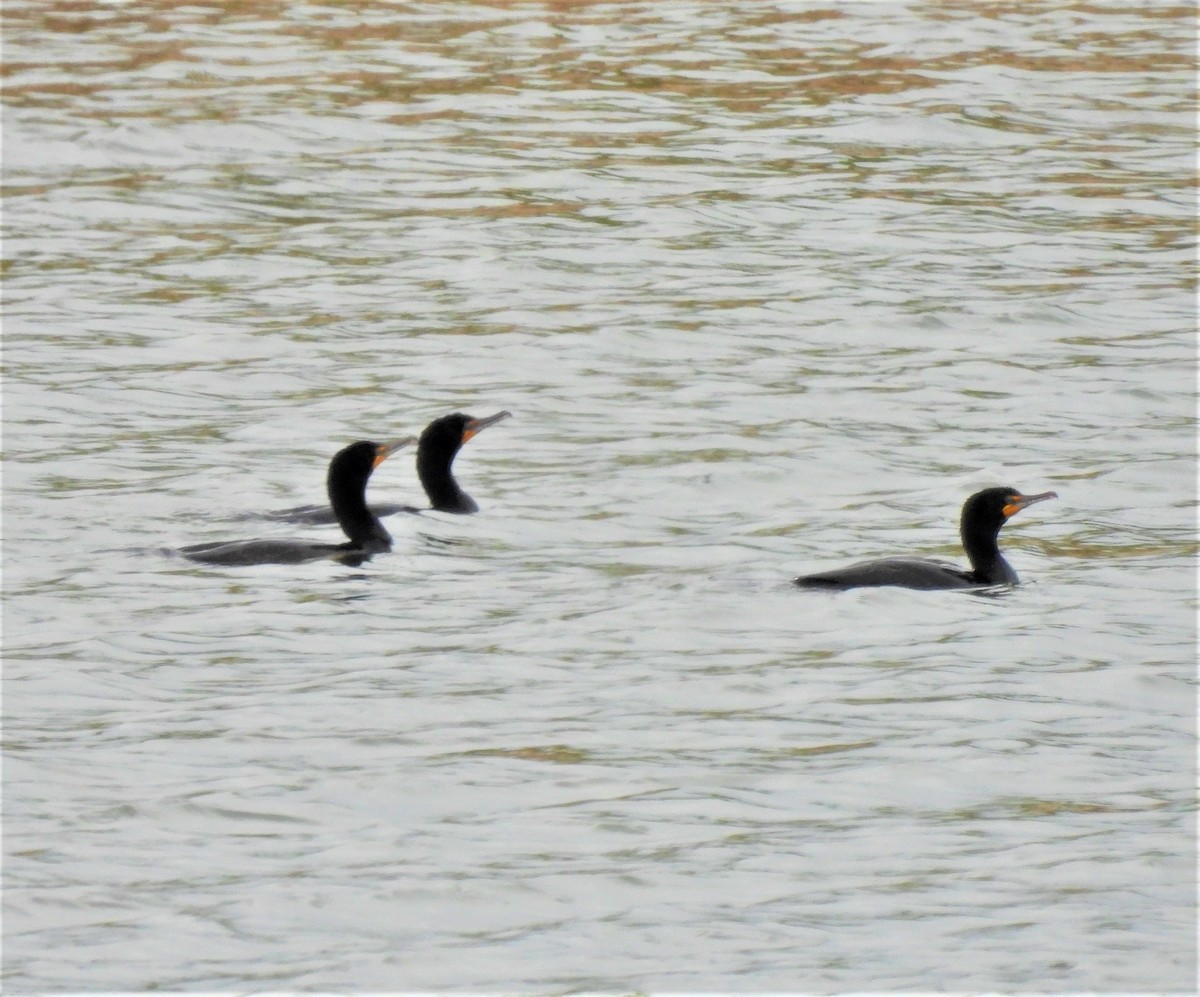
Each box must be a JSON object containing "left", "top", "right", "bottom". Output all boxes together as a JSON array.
[
  {"left": 793, "top": 487, "right": 1057, "bottom": 591},
  {"left": 796, "top": 556, "right": 991, "bottom": 591},
  {"left": 180, "top": 537, "right": 376, "bottom": 568},
  {"left": 181, "top": 438, "right": 414, "bottom": 567},
  {"left": 262, "top": 410, "right": 510, "bottom": 524},
  {"left": 253, "top": 500, "right": 413, "bottom": 526}
]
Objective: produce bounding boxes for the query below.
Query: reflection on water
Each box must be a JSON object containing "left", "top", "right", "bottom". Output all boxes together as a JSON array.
[{"left": 3, "top": 1, "right": 1195, "bottom": 992}]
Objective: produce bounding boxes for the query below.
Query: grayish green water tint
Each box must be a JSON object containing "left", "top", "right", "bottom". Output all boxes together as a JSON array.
[{"left": 3, "top": 1, "right": 1195, "bottom": 991}]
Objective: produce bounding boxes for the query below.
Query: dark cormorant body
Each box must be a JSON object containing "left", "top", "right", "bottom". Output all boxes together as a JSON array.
[
  {"left": 181, "top": 438, "right": 413, "bottom": 567},
  {"left": 793, "top": 487, "right": 1057, "bottom": 591},
  {"left": 263, "top": 410, "right": 510, "bottom": 523}
]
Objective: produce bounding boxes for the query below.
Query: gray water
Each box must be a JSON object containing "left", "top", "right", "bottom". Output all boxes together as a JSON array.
[{"left": 3, "top": 2, "right": 1196, "bottom": 992}]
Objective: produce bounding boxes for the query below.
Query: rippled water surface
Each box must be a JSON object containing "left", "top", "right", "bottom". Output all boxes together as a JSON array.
[{"left": 3, "top": 1, "right": 1196, "bottom": 991}]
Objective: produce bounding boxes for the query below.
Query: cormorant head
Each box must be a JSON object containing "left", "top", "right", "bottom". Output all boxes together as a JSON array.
[
  {"left": 419, "top": 411, "right": 511, "bottom": 462},
  {"left": 961, "top": 486, "right": 1057, "bottom": 539},
  {"left": 329, "top": 437, "right": 415, "bottom": 490}
]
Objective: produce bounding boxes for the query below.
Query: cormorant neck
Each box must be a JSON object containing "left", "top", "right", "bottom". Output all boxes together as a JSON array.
[
  {"left": 329, "top": 469, "right": 392, "bottom": 551},
  {"left": 962, "top": 524, "right": 1017, "bottom": 585},
  {"left": 417, "top": 449, "right": 478, "bottom": 513}
]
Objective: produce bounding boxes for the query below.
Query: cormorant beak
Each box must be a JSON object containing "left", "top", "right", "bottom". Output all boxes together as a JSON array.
[
  {"left": 462, "top": 410, "right": 512, "bottom": 443},
  {"left": 1002, "top": 490, "right": 1058, "bottom": 519},
  {"left": 373, "top": 436, "right": 417, "bottom": 468}
]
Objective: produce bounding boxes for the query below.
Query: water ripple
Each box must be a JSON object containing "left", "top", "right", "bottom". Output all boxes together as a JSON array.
[{"left": 3, "top": 0, "right": 1194, "bottom": 992}]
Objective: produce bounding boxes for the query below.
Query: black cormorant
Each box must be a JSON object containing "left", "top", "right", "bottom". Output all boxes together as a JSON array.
[
  {"left": 793, "top": 487, "right": 1057, "bottom": 591},
  {"left": 181, "top": 438, "right": 415, "bottom": 566}
]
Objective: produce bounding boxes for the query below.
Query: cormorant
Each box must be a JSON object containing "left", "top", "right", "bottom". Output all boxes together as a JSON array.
[
  {"left": 793, "top": 487, "right": 1057, "bottom": 590},
  {"left": 181, "top": 438, "right": 414, "bottom": 566}
]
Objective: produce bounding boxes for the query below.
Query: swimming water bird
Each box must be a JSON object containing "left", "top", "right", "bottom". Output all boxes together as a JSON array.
[
  {"left": 415, "top": 410, "right": 511, "bottom": 513},
  {"left": 793, "top": 487, "right": 1057, "bottom": 591},
  {"left": 181, "top": 438, "right": 415, "bottom": 567},
  {"left": 263, "top": 410, "right": 511, "bottom": 523}
]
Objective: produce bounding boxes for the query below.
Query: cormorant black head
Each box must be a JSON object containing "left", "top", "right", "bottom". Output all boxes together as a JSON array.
[
  {"left": 328, "top": 438, "right": 412, "bottom": 490},
  {"left": 417, "top": 411, "right": 511, "bottom": 513},
  {"left": 418, "top": 411, "right": 511, "bottom": 459},
  {"left": 960, "top": 486, "right": 1057, "bottom": 546}
]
